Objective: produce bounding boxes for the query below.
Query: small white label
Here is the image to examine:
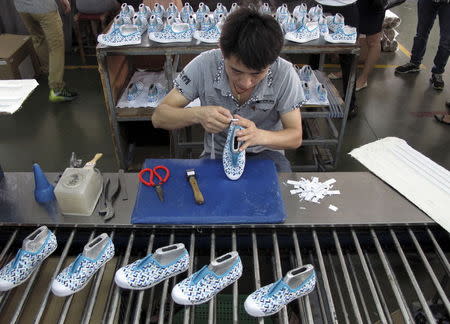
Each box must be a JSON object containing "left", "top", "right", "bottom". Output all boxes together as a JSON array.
[{"left": 328, "top": 204, "right": 338, "bottom": 212}]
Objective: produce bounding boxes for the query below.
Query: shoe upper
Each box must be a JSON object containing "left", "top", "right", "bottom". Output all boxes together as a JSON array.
[
  {"left": 245, "top": 265, "right": 316, "bottom": 317},
  {"left": 127, "top": 81, "right": 145, "bottom": 101},
  {"left": 282, "top": 14, "right": 298, "bottom": 34},
  {"left": 230, "top": 3, "right": 239, "bottom": 14},
  {"left": 120, "top": 4, "right": 135, "bottom": 18},
  {"left": 0, "top": 227, "right": 57, "bottom": 288},
  {"left": 293, "top": 3, "right": 307, "bottom": 19},
  {"left": 259, "top": 3, "right": 271, "bottom": 15},
  {"left": 174, "top": 256, "right": 242, "bottom": 304},
  {"left": 53, "top": 237, "right": 114, "bottom": 293},
  {"left": 222, "top": 124, "right": 246, "bottom": 180},
  {"left": 165, "top": 3, "right": 179, "bottom": 19},
  {"left": 285, "top": 21, "right": 320, "bottom": 43},
  {"left": 138, "top": 4, "right": 151, "bottom": 20},
  {"left": 116, "top": 249, "right": 189, "bottom": 289},
  {"left": 318, "top": 15, "right": 329, "bottom": 35},
  {"left": 149, "top": 22, "right": 192, "bottom": 43},
  {"left": 180, "top": 3, "right": 194, "bottom": 22},
  {"left": 326, "top": 13, "right": 344, "bottom": 32},
  {"left": 148, "top": 15, "right": 164, "bottom": 33},
  {"left": 299, "top": 65, "right": 312, "bottom": 82},
  {"left": 276, "top": 4, "right": 289, "bottom": 23},
  {"left": 308, "top": 5, "right": 323, "bottom": 22},
  {"left": 152, "top": 3, "right": 165, "bottom": 18},
  {"left": 302, "top": 82, "right": 311, "bottom": 101},
  {"left": 213, "top": 3, "right": 228, "bottom": 20},
  {"left": 324, "top": 25, "right": 357, "bottom": 43},
  {"left": 317, "top": 83, "right": 327, "bottom": 102}
]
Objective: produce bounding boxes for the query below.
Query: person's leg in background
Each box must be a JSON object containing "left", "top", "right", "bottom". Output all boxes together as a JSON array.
[
  {"left": 429, "top": 2, "right": 450, "bottom": 90},
  {"left": 37, "top": 10, "right": 77, "bottom": 102},
  {"left": 19, "top": 13, "right": 50, "bottom": 74},
  {"left": 395, "top": 0, "right": 438, "bottom": 74},
  {"left": 357, "top": 31, "right": 382, "bottom": 90}
]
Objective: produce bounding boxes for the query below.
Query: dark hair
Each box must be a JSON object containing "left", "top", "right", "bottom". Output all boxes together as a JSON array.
[{"left": 219, "top": 7, "right": 283, "bottom": 70}]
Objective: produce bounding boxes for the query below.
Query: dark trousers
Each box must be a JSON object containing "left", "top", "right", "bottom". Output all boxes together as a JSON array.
[
  {"left": 410, "top": 0, "right": 450, "bottom": 74},
  {"left": 310, "top": 2, "right": 359, "bottom": 109}
]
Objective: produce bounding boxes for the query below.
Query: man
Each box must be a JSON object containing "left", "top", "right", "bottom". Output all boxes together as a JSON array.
[
  {"left": 152, "top": 7, "right": 304, "bottom": 172},
  {"left": 395, "top": 0, "right": 450, "bottom": 90},
  {"left": 14, "top": 0, "right": 78, "bottom": 102}
]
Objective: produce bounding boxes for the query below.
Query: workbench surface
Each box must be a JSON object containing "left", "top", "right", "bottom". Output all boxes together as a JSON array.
[{"left": 0, "top": 172, "right": 431, "bottom": 227}]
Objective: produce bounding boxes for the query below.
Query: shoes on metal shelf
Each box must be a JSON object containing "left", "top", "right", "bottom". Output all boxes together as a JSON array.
[
  {"left": 298, "top": 65, "right": 312, "bottom": 82},
  {"left": 138, "top": 4, "right": 151, "bottom": 20},
  {"left": 51, "top": 233, "right": 114, "bottom": 297},
  {"left": 165, "top": 2, "right": 179, "bottom": 19},
  {"left": 259, "top": 2, "right": 271, "bottom": 15},
  {"left": 180, "top": 2, "right": 194, "bottom": 23},
  {"left": 292, "top": 3, "right": 307, "bottom": 20},
  {"left": 148, "top": 83, "right": 167, "bottom": 103},
  {"left": 149, "top": 21, "right": 193, "bottom": 43},
  {"left": 318, "top": 15, "right": 329, "bottom": 36},
  {"left": 127, "top": 80, "right": 145, "bottom": 101},
  {"left": 193, "top": 14, "right": 225, "bottom": 43},
  {"left": 282, "top": 14, "right": 298, "bottom": 34},
  {"left": 326, "top": 13, "right": 344, "bottom": 32},
  {"left": 223, "top": 123, "right": 246, "bottom": 180},
  {"left": 115, "top": 243, "right": 189, "bottom": 290},
  {"left": 213, "top": 3, "right": 228, "bottom": 20},
  {"left": 317, "top": 83, "right": 328, "bottom": 102},
  {"left": 244, "top": 264, "right": 316, "bottom": 317},
  {"left": 229, "top": 2, "right": 240, "bottom": 14},
  {"left": 0, "top": 226, "right": 57, "bottom": 291},
  {"left": 196, "top": 2, "right": 210, "bottom": 15},
  {"left": 171, "top": 252, "right": 242, "bottom": 305},
  {"left": 324, "top": 25, "right": 357, "bottom": 44},
  {"left": 302, "top": 82, "right": 311, "bottom": 101},
  {"left": 285, "top": 20, "right": 320, "bottom": 44},
  {"left": 97, "top": 15, "right": 144, "bottom": 47},
  {"left": 308, "top": 4, "right": 323, "bottom": 22},
  {"left": 275, "top": 4, "right": 289, "bottom": 24},
  {"left": 152, "top": 3, "right": 165, "bottom": 19},
  {"left": 119, "top": 3, "right": 135, "bottom": 19}
]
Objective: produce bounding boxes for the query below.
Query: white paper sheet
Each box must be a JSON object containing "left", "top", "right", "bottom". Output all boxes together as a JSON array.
[
  {"left": 350, "top": 137, "right": 450, "bottom": 233},
  {"left": 0, "top": 79, "right": 39, "bottom": 114}
]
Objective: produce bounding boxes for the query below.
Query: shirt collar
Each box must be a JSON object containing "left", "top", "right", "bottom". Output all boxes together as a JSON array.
[{"left": 213, "top": 53, "right": 276, "bottom": 102}]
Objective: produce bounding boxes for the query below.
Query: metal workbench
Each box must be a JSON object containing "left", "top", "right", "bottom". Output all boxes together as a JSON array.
[
  {"left": 0, "top": 172, "right": 448, "bottom": 324},
  {"left": 96, "top": 37, "right": 359, "bottom": 171}
]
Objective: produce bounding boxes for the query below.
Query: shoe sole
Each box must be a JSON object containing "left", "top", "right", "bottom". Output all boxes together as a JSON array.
[
  {"left": 115, "top": 266, "right": 189, "bottom": 290},
  {"left": 180, "top": 271, "right": 242, "bottom": 306},
  {"left": 395, "top": 68, "right": 420, "bottom": 74}
]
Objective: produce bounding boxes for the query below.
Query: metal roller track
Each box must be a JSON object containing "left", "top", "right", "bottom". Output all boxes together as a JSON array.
[{"left": 0, "top": 225, "right": 447, "bottom": 323}]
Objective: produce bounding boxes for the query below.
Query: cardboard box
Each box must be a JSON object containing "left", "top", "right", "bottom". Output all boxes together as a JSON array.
[{"left": 0, "top": 34, "right": 40, "bottom": 80}]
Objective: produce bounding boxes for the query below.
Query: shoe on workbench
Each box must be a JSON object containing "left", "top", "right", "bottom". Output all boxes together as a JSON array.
[
  {"left": 0, "top": 226, "right": 57, "bottom": 291},
  {"left": 51, "top": 233, "right": 114, "bottom": 297},
  {"left": 244, "top": 264, "right": 316, "bottom": 317},
  {"left": 171, "top": 252, "right": 242, "bottom": 305},
  {"left": 114, "top": 243, "right": 189, "bottom": 290},
  {"left": 223, "top": 123, "right": 246, "bottom": 180}
]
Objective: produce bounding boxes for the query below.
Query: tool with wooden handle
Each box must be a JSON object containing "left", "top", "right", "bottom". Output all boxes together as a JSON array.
[
  {"left": 186, "top": 169, "right": 204, "bottom": 205},
  {"left": 84, "top": 153, "right": 103, "bottom": 168}
]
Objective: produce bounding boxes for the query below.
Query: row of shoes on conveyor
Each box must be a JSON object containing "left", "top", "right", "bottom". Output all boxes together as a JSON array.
[{"left": 0, "top": 226, "right": 316, "bottom": 317}]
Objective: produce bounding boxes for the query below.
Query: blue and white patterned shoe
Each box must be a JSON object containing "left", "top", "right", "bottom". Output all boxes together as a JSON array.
[
  {"left": 275, "top": 4, "right": 289, "bottom": 24},
  {"left": 298, "top": 65, "right": 312, "bottom": 82},
  {"left": 222, "top": 123, "right": 246, "bottom": 180},
  {"left": 259, "top": 3, "right": 271, "bottom": 15},
  {"left": 51, "top": 234, "right": 114, "bottom": 297},
  {"left": 302, "top": 82, "right": 311, "bottom": 101},
  {"left": 97, "top": 24, "right": 142, "bottom": 47},
  {"left": 127, "top": 81, "right": 144, "bottom": 101},
  {"left": 229, "top": 2, "right": 239, "bottom": 14},
  {"left": 324, "top": 25, "right": 357, "bottom": 44},
  {"left": 285, "top": 21, "right": 319, "bottom": 43},
  {"left": 282, "top": 14, "right": 298, "bottom": 34},
  {"left": 149, "top": 22, "right": 192, "bottom": 43},
  {"left": 0, "top": 226, "right": 57, "bottom": 291},
  {"left": 308, "top": 5, "right": 322, "bottom": 22},
  {"left": 318, "top": 15, "right": 329, "bottom": 36},
  {"left": 317, "top": 83, "right": 327, "bottom": 102},
  {"left": 245, "top": 264, "right": 316, "bottom": 317},
  {"left": 165, "top": 2, "right": 179, "bottom": 19},
  {"left": 188, "top": 15, "right": 198, "bottom": 32},
  {"left": 115, "top": 243, "right": 189, "bottom": 290},
  {"left": 148, "top": 83, "right": 167, "bottom": 104},
  {"left": 132, "top": 15, "right": 148, "bottom": 35},
  {"left": 119, "top": 3, "right": 135, "bottom": 19},
  {"left": 172, "top": 252, "right": 242, "bottom": 305},
  {"left": 152, "top": 3, "right": 165, "bottom": 19},
  {"left": 180, "top": 2, "right": 194, "bottom": 23},
  {"left": 197, "top": 2, "right": 210, "bottom": 15},
  {"left": 193, "top": 14, "right": 224, "bottom": 43},
  {"left": 148, "top": 15, "right": 164, "bottom": 33},
  {"left": 292, "top": 3, "right": 307, "bottom": 20},
  {"left": 213, "top": 3, "right": 228, "bottom": 20},
  {"left": 138, "top": 4, "right": 151, "bottom": 20},
  {"left": 326, "top": 13, "right": 344, "bottom": 32}
]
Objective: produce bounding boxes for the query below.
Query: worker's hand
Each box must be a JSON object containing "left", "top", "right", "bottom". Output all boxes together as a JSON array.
[
  {"left": 233, "top": 115, "right": 266, "bottom": 151},
  {"left": 196, "top": 106, "right": 233, "bottom": 134},
  {"left": 60, "top": 0, "right": 71, "bottom": 14}
]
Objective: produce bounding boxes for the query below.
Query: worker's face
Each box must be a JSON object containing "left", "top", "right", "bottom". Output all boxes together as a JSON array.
[{"left": 224, "top": 55, "right": 269, "bottom": 95}]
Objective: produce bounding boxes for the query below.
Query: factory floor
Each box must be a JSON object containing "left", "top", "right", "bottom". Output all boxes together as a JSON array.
[{"left": 0, "top": 1, "right": 449, "bottom": 173}]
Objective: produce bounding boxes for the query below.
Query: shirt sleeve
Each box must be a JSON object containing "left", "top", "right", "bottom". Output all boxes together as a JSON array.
[
  {"left": 275, "top": 65, "right": 305, "bottom": 115},
  {"left": 173, "top": 53, "right": 205, "bottom": 102}
]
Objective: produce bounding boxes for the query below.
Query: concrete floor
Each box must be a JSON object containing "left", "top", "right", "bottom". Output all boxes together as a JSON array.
[{"left": 0, "top": 1, "right": 449, "bottom": 173}]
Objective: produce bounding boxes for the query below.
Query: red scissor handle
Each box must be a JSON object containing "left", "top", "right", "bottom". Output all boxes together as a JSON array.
[{"left": 138, "top": 165, "right": 170, "bottom": 187}]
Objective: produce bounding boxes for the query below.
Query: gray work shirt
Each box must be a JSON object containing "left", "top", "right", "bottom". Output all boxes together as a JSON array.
[
  {"left": 14, "top": 0, "right": 57, "bottom": 14},
  {"left": 173, "top": 49, "right": 304, "bottom": 157}
]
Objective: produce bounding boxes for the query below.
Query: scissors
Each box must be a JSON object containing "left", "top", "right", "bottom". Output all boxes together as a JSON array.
[{"left": 138, "top": 165, "right": 170, "bottom": 202}]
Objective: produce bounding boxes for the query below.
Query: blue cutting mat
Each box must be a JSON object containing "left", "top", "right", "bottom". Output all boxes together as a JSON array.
[{"left": 131, "top": 159, "right": 287, "bottom": 224}]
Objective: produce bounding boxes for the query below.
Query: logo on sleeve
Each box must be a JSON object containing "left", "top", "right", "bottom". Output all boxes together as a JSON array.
[{"left": 180, "top": 71, "right": 191, "bottom": 85}]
